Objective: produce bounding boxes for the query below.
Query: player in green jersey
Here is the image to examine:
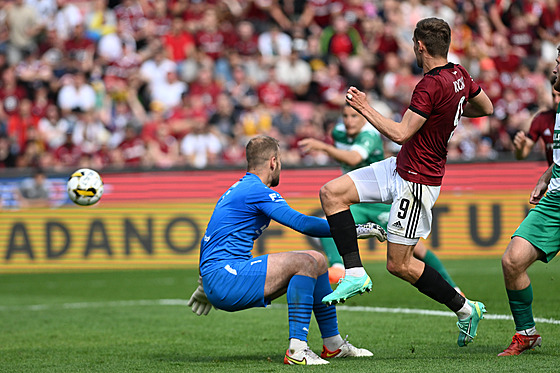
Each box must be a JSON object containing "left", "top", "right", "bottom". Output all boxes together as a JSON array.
[
  {"left": 299, "top": 104, "right": 462, "bottom": 293},
  {"left": 498, "top": 46, "right": 560, "bottom": 356}
]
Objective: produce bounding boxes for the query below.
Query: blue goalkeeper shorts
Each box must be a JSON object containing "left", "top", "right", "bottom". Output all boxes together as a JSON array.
[{"left": 201, "top": 255, "right": 270, "bottom": 312}]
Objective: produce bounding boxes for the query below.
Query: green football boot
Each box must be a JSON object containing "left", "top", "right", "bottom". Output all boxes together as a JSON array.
[
  {"left": 322, "top": 273, "right": 373, "bottom": 306},
  {"left": 457, "top": 300, "right": 486, "bottom": 347}
]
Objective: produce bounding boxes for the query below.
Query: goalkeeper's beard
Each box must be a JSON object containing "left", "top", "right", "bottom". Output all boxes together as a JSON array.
[{"left": 271, "top": 172, "right": 280, "bottom": 187}]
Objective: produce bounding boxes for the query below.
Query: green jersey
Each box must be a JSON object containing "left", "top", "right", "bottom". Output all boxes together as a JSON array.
[
  {"left": 332, "top": 122, "right": 384, "bottom": 174},
  {"left": 550, "top": 104, "right": 560, "bottom": 193}
]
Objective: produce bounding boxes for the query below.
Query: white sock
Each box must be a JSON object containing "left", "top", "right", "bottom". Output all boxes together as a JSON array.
[
  {"left": 345, "top": 267, "right": 366, "bottom": 278},
  {"left": 456, "top": 300, "right": 472, "bottom": 320},
  {"left": 518, "top": 327, "right": 537, "bottom": 336},
  {"left": 323, "top": 334, "right": 344, "bottom": 351},
  {"left": 288, "top": 338, "right": 308, "bottom": 352},
  {"left": 331, "top": 263, "right": 344, "bottom": 270}
]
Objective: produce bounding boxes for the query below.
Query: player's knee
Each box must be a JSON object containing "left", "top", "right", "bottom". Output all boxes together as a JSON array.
[
  {"left": 501, "top": 250, "right": 521, "bottom": 275},
  {"left": 386, "top": 260, "right": 406, "bottom": 278},
  {"left": 296, "top": 252, "right": 320, "bottom": 276},
  {"left": 319, "top": 183, "right": 334, "bottom": 204},
  {"left": 312, "top": 252, "right": 329, "bottom": 274}
]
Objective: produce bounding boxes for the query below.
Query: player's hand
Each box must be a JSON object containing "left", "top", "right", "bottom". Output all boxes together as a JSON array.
[
  {"left": 356, "top": 222, "right": 387, "bottom": 242},
  {"left": 187, "top": 276, "right": 214, "bottom": 316},
  {"left": 298, "top": 138, "right": 324, "bottom": 153},
  {"left": 346, "top": 86, "right": 368, "bottom": 113},
  {"left": 513, "top": 131, "right": 526, "bottom": 151},
  {"left": 529, "top": 179, "right": 548, "bottom": 205}
]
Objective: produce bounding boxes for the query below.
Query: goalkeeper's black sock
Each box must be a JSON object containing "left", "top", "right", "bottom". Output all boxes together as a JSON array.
[{"left": 326, "top": 210, "right": 362, "bottom": 269}]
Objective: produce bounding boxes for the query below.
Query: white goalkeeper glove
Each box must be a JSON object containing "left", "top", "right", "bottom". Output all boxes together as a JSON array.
[
  {"left": 187, "top": 276, "right": 214, "bottom": 316},
  {"left": 356, "top": 222, "right": 387, "bottom": 241}
]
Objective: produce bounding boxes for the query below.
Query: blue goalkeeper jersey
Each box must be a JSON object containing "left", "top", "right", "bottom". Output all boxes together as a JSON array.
[{"left": 199, "top": 172, "right": 331, "bottom": 275}]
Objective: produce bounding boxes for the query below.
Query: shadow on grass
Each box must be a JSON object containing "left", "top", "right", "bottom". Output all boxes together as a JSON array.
[{"left": 150, "top": 352, "right": 282, "bottom": 364}]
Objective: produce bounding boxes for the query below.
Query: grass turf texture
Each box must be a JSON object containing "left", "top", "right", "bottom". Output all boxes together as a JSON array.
[{"left": 1, "top": 258, "right": 559, "bottom": 372}]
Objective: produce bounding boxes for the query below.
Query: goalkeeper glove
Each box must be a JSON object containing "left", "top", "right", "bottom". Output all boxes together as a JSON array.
[{"left": 187, "top": 276, "right": 214, "bottom": 316}]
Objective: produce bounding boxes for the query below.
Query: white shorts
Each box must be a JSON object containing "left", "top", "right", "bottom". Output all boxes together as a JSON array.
[{"left": 347, "top": 157, "right": 441, "bottom": 245}]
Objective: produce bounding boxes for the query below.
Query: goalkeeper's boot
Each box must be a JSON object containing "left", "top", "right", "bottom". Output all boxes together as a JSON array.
[
  {"left": 356, "top": 222, "right": 387, "bottom": 242},
  {"left": 321, "top": 337, "right": 373, "bottom": 358},
  {"left": 322, "top": 273, "right": 372, "bottom": 306},
  {"left": 457, "top": 300, "right": 486, "bottom": 347},
  {"left": 498, "top": 333, "right": 542, "bottom": 356},
  {"left": 284, "top": 347, "right": 329, "bottom": 365}
]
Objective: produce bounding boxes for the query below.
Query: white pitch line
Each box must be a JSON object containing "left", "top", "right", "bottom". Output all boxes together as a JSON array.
[{"left": 1, "top": 300, "right": 559, "bottom": 326}]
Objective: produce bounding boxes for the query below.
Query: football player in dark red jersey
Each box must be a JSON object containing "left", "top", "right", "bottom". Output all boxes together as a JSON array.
[
  {"left": 513, "top": 83, "right": 560, "bottom": 166},
  {"left": 320, "top": 18, "right": 494, "bottom": 348}
]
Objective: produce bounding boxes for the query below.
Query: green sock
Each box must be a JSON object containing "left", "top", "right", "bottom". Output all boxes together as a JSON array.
[
  {"left": 319, "top": 237, "right": 343, "bottom": 266},
  {"left": 507, "top": 285, "right": 535, "bottom": 331},
  {"left": 422, "top": 250, "right": 457, "bottom": 289}
]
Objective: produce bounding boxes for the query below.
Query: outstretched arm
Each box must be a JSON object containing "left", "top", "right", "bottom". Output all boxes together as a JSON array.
[
  {"left": 266, "top": 203, "right": 332, "bottom": 237},
  {"left": 264, "top": 201, "right": 386, "bottom": 240},
  {"left": 345, "top": 86, "right": 426, "bottom": 144},
  {"left": 298, "top": 138, "right": 363, "bottom": 166}
]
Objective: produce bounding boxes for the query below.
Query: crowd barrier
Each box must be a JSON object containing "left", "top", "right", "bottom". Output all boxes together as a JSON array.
[{"left": 0, "top": 161, "right": 548, "bottom": 272}]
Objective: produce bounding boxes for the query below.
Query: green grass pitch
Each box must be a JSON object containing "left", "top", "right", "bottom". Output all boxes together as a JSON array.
[{"left": 1, "top": 258, "right": 559, "bottom": 372}]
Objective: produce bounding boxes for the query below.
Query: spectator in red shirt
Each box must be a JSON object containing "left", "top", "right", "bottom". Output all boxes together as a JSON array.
[
  {"left": 232, "top": 21, "right": 259, "bottom": 58},
  {"left": 162, "top": 16, "right": 195, "bottom": 63},
  {"left": 194, "top": 8, "right": 228, "bottom": 61},
  {"left": 117, "top": 124, "right": 146, "bottom": 167},
  {"left": 145, "top": 0, "right": 172, "bottom": 38},
  {"left": 0, "top": 66, "right": 28, "bottom": 122},
  {"left": 187, "top": 65, "right": 222, "bottom": 112},
  {"left": 64, "top": 23, "right": 95, "bottom": 72},
  {"left": 194, "top": 8, "right": 232, "bottom": 82},
  {"left": 30, "top": 85, "right": 51, "bottom": 119},
  {"left": 298, "top": 0, "right": 344, "bottom": 31},
  {"left": 175, "top": 0, "right": 208, "bottom": 33},
  {"left": 491, "top": 33, "right": 521, "bottom": 77},
  {"left": 53, "top": 131, "right": 83, "bottom": 171},
  {"left": 257, "top": 65, "right": 293, "bottom": 110},
  {"left": 141, "top": 100, "right": 170, "bottom": 141},
  {"left": 7, "top": 98, "right": 39, "bottom": 153},
  {"left": 145, "top": 124, "right": 180, "bottom": 169}
]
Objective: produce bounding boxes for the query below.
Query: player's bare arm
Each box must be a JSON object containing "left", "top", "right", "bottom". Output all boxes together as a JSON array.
[
  {"left": 529, "top": 163, "right": 554, "bottom": 205},
  {"left": 462, "top": 90, "right": 494, "bottom": 118},
  {"left": 346, "top": 86, "right": 425, "bottom": 145},
  {"left": 298, "top": 138, "right": 363, "bottom": 166}
]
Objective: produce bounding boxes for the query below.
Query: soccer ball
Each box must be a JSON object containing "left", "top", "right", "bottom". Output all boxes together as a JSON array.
[{"left": 67, "top": 168, "right": 104, "bottom": 206}]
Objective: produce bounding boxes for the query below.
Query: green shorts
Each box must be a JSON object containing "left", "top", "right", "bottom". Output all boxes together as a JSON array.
[
  {"left": 350, "top": 203, "right": 391, "bottom": 231},
  {"left": 512, "top": 191, "right": 560, "bottom": 263}
]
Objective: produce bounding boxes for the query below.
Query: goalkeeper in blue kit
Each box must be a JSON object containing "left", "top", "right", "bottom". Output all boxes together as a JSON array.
[{"left": 187, "top": 135, "right": 385, "bottom": 365}]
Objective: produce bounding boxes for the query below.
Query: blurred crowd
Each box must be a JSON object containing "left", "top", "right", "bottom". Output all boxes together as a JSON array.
[{"left": 0, "top": 0, "right": 559, "bottom": 172}]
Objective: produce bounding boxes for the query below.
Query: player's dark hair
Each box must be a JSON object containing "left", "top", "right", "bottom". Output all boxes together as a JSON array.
[
  {"left": 246, "top": 135, "right": 279, "bottom": 170},
  {"left": 414, "top": 18, "right": 451, "bottom": 58}
]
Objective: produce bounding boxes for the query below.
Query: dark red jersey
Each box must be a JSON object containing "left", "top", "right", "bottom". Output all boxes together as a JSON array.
[
  {"left": 397, "top": 63, "right": 481, "bottom": 186},
  {"left": 526, "top": 109, "right": 555, "bottom": 165}
]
